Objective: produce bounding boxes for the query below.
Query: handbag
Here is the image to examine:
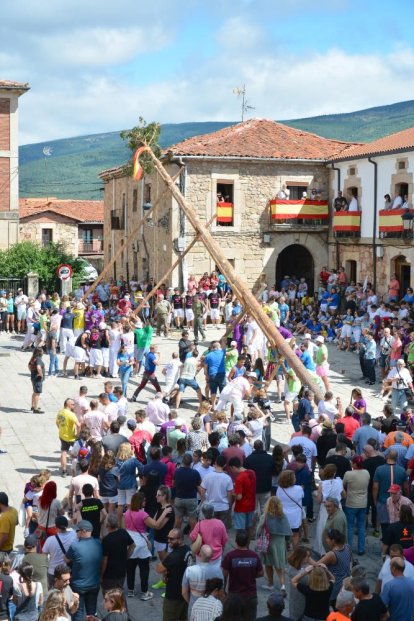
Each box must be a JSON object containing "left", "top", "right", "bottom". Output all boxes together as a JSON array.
[{"left": 255, "top": 520, "right": 270, "bottom": 554}]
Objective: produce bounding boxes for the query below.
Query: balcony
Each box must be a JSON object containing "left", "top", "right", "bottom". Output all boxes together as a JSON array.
[
  {"left": 78, "top": 239, "right": 103, "bottom": 254},
  {"left": 379, "top": 208, "right": 414, "bottom": 239},
  {"left": 333, "top": 211, "right": 361, "bottom": 238},
  {"left": 269, "top": 199, "right": 329, "bottom": 229}
]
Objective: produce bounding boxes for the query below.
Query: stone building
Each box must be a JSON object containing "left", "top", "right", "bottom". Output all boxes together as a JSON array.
[
  {"left": 0, "top": 79, "right": 29, "bottom": 248},
  {"left": 19, "top": 198, "right": 104, "bottom": 269},
  {"left": 329, "top": 126, "right": 414, "bottom": 296},
  {"left": 100, "top": 119, "right": 354, "bottom": 291}
]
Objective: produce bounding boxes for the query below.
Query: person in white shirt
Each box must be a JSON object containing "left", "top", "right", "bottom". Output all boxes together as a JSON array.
[
  {"left": 15, "top": 288, "right": 28, "bottom": 334},
  {"left": 145, "top": 393, "right": 170, "bottom": 427},
  {"left": 42, "top": 516, "right": 77, "bottom": 588},
  {"left": 73, "top": 386, "right": 89, "bottom": 422},
  {"left": 214, "top": 373, "right": 255, "bottom": 419},
  {"left": 83, "top": 399, "right": 108, "bottom": 441},
  {"left": 347, "top": 189, "right": 358, "bottom": 212},
  {"left": 135, "top": 409, "right": 156, "bottom": 437},
  {"left": 376, "top": 545, "right": 414, "bottom": 593},
  {"left": 287, "top": 425, "right": 317, "bottom": 470},
  {"left": 98, "top": 393, "right": 118, "bottom": 425},
  {"left": 302, "top": 334, "right": 318, "bottom": 360},
  {"left": 200, "top": 456, "right": 234, "bottom": 526},
  {"left": 162, "top": 352, "right": 181, "bottom": 397},
  {"left": 113, "top": 386, "right": 128, "bottom": 418},
  {"left": 108, "top": 322, "right": 122, "bottom": 378},
  {"left": 385, "top": 359, "right": 414, "bottom": 414},
  {"left": 391, "top": 192, "right": 403, "bottom": 209},
  {"left": 318, "top": 391, "right": 342, "bottom": 421}
]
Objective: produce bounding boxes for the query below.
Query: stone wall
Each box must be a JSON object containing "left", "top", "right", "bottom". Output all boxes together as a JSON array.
[{"left": 20, "top": 213, "right": 78, "bottom": 256}]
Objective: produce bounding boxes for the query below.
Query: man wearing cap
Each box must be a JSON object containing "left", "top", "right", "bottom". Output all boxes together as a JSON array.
[
  {"left": 43, "top": 516, "right": 77, "bottom": 588},
  {"left": 65, "top": 520, "right": 102, "bottom": 621},
  {"left": 22, "top": 534, "right": 48, "bottom": 595},
  {"left": 156, "top": 294, "right": 171, "bottom": 337},
  {"left": 15, "top": 287, "right": 28, "bottom": 334},
  {"left": 386, "top": 484, "right": 414, "bottom": 524},
  {"left": 256, "top": 591, "right": 294, "bottom": 621},
  {"left": 385, "top": 358, "right": 414, "bottom": 414},
  {"left": 315, "top": 335, "right": 330, "bottom": 391},
  {"left": 373, "top": 451, "right": 409, "bottom": 538}
]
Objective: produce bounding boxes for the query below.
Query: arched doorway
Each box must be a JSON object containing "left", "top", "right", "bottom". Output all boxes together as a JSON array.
[
  {"left": 276, "top": 244, "right": 315, "bottom": 292},
  {"left": 392, "top": 255, "right": 411, "bottom": 293}
]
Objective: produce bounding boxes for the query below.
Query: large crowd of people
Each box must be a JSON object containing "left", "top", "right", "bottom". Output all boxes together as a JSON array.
[{"left": 2, "top": 268, "right": 414, "bottom": 621}]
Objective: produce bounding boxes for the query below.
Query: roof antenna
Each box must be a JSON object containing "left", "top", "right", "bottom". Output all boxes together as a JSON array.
[{"left": 233, "top": 84, "right": 255, "bottom": 121}]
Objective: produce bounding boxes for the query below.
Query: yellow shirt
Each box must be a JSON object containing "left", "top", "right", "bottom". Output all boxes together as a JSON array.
[
  {"left": 0, "top": 507, "right": 18, "bottom": 551},
  {"left": 73, "top": 309, "right": 85, "bottom": 331},
  {"left": 56, "top": 408, "right": 78, "bottom": 442}
]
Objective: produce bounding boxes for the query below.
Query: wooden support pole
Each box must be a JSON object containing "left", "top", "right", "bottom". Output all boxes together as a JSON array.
[
  {"left": 81, "top": 168, "right": 183, "bottom": 301},
  {"left": 145, "top": 147, "right": 324, "bottom": 401},
  {"left": 131, "top": 214, "right": 216, "bottom": 318}
]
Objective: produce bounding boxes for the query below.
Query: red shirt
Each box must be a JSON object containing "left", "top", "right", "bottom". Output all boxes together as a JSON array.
[
  {"left": 222, "top": 446, "right": 245, "bottom": 481},
  {"left": 129, "top": 429, "right": 152, "bottom": 460},
  {"left": 341, "top": 416, "right": 360, "bottom": 440},
  {"left": 234, "top": 469, "right": 256, "bottom": 513}
]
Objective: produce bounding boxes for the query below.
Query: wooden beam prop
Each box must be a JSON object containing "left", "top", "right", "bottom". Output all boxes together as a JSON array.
[
  {"left": 81, "top": 168, "right": 183, "bottom": 301},
  {"left": 130, "top": 213, "right": 216, "bottom": 318},
  {"left": 145, "top": 147, "right": 324, "bottom": 401}
]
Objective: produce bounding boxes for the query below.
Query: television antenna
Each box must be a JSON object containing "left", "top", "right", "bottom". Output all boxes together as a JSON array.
[{"left": 233, "top": 84, "right": 255, "bottom": 121}]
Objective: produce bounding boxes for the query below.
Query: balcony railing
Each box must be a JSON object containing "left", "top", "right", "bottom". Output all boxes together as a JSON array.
[
  {"left": 78, "top": 239, "right": 103, "bottom": 253},
  {"left": 216, "top": 202, "right": 234, "bottom": 226},
  {"left": 333, "top": 211, "right": 361, "bottom": 238},
  {"left": 269, "top": 199, "right": 329, "bottom": 227},
  {"left": 379, "top": 208, "right": 414, "bottom": 238}
]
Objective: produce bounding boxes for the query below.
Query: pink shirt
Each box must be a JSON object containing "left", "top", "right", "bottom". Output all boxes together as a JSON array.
[
  {"left": 189, "top": 518, "right": 228, "bottom": 561},
  {"left": 124, "top": 509, "right": 149, "bottom": 533},
  {"left": 83, "top": 410, "right": 107, "bottom": 440},
  {"left": 74, "top": 396, "right": 89, "bottom": 422},
  {"left": 145, "top": 399, "right": 170, "bottom": 426}
]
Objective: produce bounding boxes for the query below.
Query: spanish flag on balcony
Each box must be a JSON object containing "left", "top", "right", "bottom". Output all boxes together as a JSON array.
[
  {"left": 379, "top": 209, "right": 412, "bottom": 232},
  {"left": 270, "top": 199, "right": 328, "bottom": 220},
  {"left": 217, "top": 202, "right": 233, "bottom": 223},
  {"left": 332, "top": 212, "right": 361, "bottom": 232}
]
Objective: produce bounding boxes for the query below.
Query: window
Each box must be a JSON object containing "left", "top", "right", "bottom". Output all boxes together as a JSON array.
[
  {"left": 132, "top": 189, "right": 138, "bottom": 212},
  {"left": 121, "top": 193, "right": 126, "bottom": 228},
  {"left": 349, "top": 167, "right": 356, "bottom": 176},
  {"left": 41, "top": 229, "right": 53, "bottom": 247},
  {"left": 110, "top": 210, "right": 122, "bottom": 229},
  {"left": 286, "top": 185, "right": 308, "bottom": 200},
  {"left": 83, "top": 229, "right": 93, "bottom": 243},
  {"left": 144, "top": 184, "right": 151, "bottom": 203},
  {"left": 395, "top": 182, "right": 408, "bottom": 197},
  {"left": 398, "top": 161, "right": 406, "bottom": 170},
  {"left": 216, "top": 182, "right": 234, "bottom": 226}
]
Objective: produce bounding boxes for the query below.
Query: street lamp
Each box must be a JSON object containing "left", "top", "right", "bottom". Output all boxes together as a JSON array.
[
  {"left": 401, "top": 209, "right": 414, "bottom": 238},
  {"left": 143, "top": 201, "right": 152, "bottom": 211}
]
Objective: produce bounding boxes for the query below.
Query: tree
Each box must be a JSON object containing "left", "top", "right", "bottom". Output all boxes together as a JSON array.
[
  {"left": 0, "top": 241, "right": 86, "bottom": 291},
  {"left": 120, "top": 117, "right": 162, "bottom": 176}
]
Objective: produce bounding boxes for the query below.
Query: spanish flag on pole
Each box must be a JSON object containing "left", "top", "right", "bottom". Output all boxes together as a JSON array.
[{"left": 132, "top": 146, "right": 148, "bottom": 181}]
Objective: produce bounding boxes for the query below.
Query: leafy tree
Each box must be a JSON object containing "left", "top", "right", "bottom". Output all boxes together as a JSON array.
[
  {"left": 120, "top": 117, "right": 162, "bottom": 176},
  {"left": 0, "top": 241, "right": 86, "bottom": 291}
]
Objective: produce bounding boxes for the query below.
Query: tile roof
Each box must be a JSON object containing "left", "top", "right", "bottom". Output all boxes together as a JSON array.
[
  {"left": 330, "top": 126, "right": 414, "bottom": 161},
  {"left": 0, "top": 79, "right": 30, "bottom": 91},
  {"left": 19, "top": 198, "right": 104, "bottom": 223},
  {"left": 167, "top": 118, "right": 357, "bottom": 160}
]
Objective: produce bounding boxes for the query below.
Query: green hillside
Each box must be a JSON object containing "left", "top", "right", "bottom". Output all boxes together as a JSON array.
[{"left": 19, "top": 100, "right": 414, "bottom": 200}]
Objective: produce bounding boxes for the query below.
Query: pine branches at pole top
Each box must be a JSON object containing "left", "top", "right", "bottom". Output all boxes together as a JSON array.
[{"left": 136, "top": 142, "right": 324, "bottom": 402}]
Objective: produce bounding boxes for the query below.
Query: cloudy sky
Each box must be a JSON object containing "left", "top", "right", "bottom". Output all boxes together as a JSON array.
[{"left": 2, "top": 0, "right": 414, "bottom": 144}]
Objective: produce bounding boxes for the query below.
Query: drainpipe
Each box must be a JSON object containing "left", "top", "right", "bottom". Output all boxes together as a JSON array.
[
  {"left": 368, "top": 158, "right": 378, "bottom": 291},
  {"left": 331, "top": 163, "right": 341, "bottom": 270}
]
